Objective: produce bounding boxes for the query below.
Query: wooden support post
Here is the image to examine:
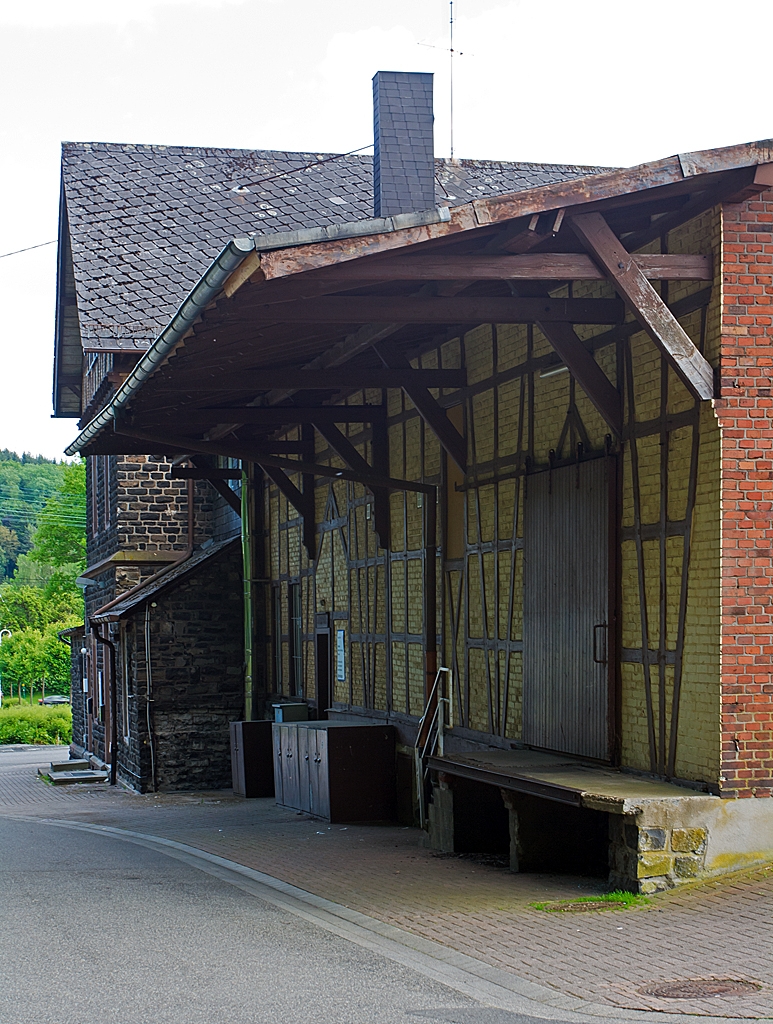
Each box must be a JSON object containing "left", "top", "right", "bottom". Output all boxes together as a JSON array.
[
  {"left": 370, "top": 417, "right": 391, "bottom": 549},
  {"left": 300, "top": 424, "right": 317, "bottom": 560},
  {"left": 570, "top": 212, "right": 715, "bottom": 400}
]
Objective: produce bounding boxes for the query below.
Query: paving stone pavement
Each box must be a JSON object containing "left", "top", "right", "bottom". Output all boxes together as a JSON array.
[{"left": 2, "top": 746, "right": 773, "bottom": 1019}]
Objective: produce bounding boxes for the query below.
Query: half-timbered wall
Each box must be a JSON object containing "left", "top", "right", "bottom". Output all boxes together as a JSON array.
[{"left": 265, "top": 208, "right": 723, "bottom": 786}]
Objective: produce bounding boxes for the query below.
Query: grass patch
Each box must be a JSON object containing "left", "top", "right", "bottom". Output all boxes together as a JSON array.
[
  {"left": 0, "top": 704, "right": 72, "bottom": 745},
  {"left": 531, "top": 890, "right": 650, "bottom": 913}
]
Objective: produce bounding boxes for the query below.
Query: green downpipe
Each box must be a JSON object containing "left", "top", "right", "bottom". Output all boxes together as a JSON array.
[{"left": 241, "top": 466, "right": 254, "bottom": 721}]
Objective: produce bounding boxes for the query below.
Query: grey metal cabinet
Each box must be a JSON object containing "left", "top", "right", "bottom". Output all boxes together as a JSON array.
[{"left": 272, "top": 721, "right": 395, "bottom": 822}]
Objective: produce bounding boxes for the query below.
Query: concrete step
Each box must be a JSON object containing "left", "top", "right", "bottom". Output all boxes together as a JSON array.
[
  {"left": 48, "top": 760, "right": 90, "bottom": 773},
  {"left": 39, "top": 768, "right": 108, "bottom": 785}
]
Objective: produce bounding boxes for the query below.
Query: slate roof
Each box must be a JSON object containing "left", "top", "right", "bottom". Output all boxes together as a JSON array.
[{"left": 61, "top": 142, "right": 608, "bottom": 350}]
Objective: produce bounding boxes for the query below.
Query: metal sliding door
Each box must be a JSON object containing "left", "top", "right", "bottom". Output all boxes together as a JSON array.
[{"left": 523, "top": 459, "right": 609, "bottom": 760}]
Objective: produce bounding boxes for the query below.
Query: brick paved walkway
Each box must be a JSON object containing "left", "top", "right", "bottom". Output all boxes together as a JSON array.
[{"left": 2, "top": 746, "right": 772, "bottom": 1019}]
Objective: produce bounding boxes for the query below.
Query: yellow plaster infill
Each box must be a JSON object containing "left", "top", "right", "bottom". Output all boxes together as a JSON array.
[{"left": 428, "top": 748, "right": 704, "bottom": 814}]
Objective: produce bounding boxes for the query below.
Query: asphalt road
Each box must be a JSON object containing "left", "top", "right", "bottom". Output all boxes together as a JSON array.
[{"left": 0, "top": 817, "right": 580, "bottom": 1024}]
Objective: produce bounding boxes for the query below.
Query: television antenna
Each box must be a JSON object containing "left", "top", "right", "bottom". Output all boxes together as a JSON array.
[{"left": 419, "top": 1, "right": 472, "bottom": 160}]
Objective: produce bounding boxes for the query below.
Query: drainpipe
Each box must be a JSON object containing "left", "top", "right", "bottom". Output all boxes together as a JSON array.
[
  {"left": 241, "top": 465, "right": 254, "bottom": 721},
  {"left": 89, "top": 621, "right": 117, "bottom": 786}
]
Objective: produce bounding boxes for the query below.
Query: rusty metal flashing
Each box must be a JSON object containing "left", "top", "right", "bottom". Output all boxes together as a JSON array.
[{"left": 248, "top": 205, "right": 452, "bottom": 252}]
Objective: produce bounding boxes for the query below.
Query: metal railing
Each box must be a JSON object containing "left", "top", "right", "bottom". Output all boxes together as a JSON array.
[{"left": 414, "top": 665, "right": 452, "bottom": 830}]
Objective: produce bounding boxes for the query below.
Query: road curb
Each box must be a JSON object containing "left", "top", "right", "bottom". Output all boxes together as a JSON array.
[{"left": 2, "top": 812, "right": 758, "bottom": 1024}]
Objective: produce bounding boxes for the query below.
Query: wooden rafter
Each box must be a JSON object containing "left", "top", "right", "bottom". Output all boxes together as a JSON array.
[
  {"left": 187, "top": 457, "right": 242, "bottom": 515},
  {"left": 263, "top": 321, "right": 403, "bottom": 406},
  {"left": 570, "top": 212, "right": 715, "bottom": 400},
  {"left": 261, "top": 465, "right": 314, "bottom": 556}
]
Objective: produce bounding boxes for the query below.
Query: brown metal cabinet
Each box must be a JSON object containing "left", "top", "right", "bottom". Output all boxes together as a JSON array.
[{"left": 272, "top": 722, "right": 395, "bottom": 822}]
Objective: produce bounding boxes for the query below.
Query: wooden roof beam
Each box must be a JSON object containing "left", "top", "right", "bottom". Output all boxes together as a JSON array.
[
  {"left": 244, "top": 254, "right": 711, "bottom": 302},
  {"left": 154, "top": 367, "right": 467, "bottom": 392},
  {"left": 244, "top": 295, "right": 625, "bottom": 325},
  {"left": 570, "top": 212, "right": 715, "bottom": 400},
  {"left": 187, "top": 405, "right": 387, "bottom": 426},
  {"left": 113, "top": 424, "right": 435, "bottom": 494}
]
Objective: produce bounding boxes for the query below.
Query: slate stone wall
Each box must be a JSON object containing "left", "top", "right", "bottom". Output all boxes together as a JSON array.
[{"left": 117, "top": 541, "right": 244, "bottom": 792}]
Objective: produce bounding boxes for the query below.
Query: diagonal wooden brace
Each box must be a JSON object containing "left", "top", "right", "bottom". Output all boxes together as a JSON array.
[
  {"left": 262, "top": 464, "right": 316, "bottom": 560},
  {"left": 570, "top": 212, "right": 715, "bottom": 400},
  {"left": 314, "top": 420, "right": 390, "bottom": 549},
  {"left": 375, "top": 344, "right": 467, "bottom": 474},
  {"left": 536, "top": 320, "right": 623, "bottom": 437}
]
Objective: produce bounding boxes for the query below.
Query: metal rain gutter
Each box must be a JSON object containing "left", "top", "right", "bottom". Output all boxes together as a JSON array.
[
  {"left": 64, "top": 205, "right": 453, "bottom": 458},
  {"left": 64, "top": 236, "right": 254, "bottom": 456}
]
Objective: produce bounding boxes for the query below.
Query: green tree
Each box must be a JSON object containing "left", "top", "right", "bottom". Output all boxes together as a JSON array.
[
  {"left": 28, "top": 461, "right": 86, "bottom": 570},
  {"left": 0, "top": 524, "right": 20, "bottom": 578},
  {"left": 0, "top": 621, "right": 76, "bottom": 697}
]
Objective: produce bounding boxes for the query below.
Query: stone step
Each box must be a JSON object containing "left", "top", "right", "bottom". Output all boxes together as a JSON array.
[{"left": 49, "top": 760, "right": 90, "bottom": 773}]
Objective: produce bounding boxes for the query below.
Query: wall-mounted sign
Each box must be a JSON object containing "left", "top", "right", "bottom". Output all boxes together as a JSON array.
[{"left": 336, "top": 629, "right": 346, "bottom": 682}]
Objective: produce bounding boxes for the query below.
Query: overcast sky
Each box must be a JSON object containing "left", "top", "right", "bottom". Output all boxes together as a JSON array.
[{"left": 1, "top": 0, "right": 770, "bottom": 460}]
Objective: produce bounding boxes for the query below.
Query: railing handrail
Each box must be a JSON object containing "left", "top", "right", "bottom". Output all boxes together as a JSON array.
[{"left": 414, "top": 666, "right": 451, "bottom": 829}]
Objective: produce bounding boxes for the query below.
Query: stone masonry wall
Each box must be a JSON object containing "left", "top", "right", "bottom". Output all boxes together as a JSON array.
[
  {"left": 118, "top": 541, "right": 244, "bottom": 792},
  {"left": 717, "top": 187, "right": 773, "bottom": 798}
]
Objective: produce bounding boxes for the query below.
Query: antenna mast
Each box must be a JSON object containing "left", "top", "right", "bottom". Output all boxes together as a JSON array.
[{"left": 449, "top": 0, "right": 454, "bottom": 160}]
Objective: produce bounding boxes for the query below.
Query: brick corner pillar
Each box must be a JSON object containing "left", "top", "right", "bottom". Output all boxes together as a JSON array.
[{"left": 717, "top": 187, "right": 773, "bottom": 799}]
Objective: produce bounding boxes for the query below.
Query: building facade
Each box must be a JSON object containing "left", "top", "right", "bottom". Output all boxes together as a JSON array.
[{"left": 56, "top": 73, "right": 773, "bottom": 889}]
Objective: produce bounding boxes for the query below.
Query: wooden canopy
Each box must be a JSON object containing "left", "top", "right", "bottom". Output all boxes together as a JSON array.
[{"left": 74, "top": 142, "right": 773, "bottom": 532}]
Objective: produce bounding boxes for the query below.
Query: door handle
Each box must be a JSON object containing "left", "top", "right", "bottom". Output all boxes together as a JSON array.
[{"left": 593, "top": 622, "right": 608, "bottom": 665}]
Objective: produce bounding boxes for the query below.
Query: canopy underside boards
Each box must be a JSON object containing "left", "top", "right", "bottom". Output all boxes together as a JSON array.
[{"left": 74, "top": 158, "right": 772, "bottom": 461}]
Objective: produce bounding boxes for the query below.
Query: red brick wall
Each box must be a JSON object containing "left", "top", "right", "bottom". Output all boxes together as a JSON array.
[{"left": 718, "top": 188, "right": 773, "bottom": 797}]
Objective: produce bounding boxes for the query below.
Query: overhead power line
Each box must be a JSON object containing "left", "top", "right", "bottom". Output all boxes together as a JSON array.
[{"left": 0, "top": 240, "right": 57, "bottom": 260}]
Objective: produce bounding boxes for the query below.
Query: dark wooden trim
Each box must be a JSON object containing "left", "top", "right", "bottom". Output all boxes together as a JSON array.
[{"left": 170, "top": 468, "right": 242, "bottom": 480}]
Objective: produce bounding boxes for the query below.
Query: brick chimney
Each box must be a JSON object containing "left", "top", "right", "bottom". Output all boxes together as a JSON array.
[{"left": 372, "top": 71, "right": 435, "bottom": 218}]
